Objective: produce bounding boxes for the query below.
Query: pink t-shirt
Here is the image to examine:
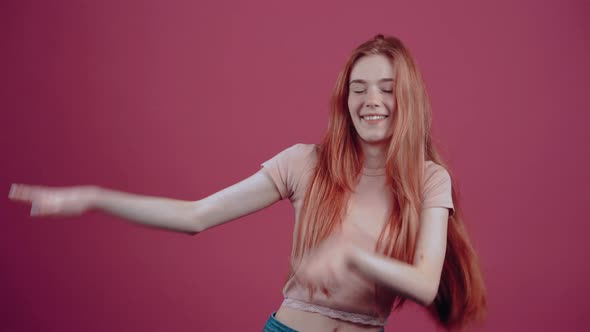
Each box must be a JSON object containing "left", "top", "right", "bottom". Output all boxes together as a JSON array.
[{"left": 261, "top": 143, "right": 454, "bottom": 326}]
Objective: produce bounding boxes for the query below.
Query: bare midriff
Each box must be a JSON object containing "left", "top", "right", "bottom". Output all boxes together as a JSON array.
[{"left": 274, "top": 305, "right": 384, "bottom": 332}]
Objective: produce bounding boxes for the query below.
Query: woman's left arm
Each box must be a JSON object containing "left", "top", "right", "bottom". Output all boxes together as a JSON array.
[{"left": 347, "top": 207, "right": 449, "bottom": 306}]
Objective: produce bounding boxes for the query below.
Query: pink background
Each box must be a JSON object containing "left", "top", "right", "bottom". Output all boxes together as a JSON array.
[{"left": 1, "top": 0, "right": 588, "bottom": 331}]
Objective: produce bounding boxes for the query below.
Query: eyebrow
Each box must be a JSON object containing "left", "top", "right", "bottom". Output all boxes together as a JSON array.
[{"left": 349, "top": 78, "right": 394, "bottom": 85}]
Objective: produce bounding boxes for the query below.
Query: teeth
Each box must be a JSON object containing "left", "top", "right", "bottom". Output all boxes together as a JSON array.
[{"left": 362, "top": 115, "right": 386, "bottom": 120}]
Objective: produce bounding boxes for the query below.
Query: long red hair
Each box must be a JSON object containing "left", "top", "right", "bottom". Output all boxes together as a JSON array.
[{"left": 292, "top": 35, "right": 486, "bottom": 330}]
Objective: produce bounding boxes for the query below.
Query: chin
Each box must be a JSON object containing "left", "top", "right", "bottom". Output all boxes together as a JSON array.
[{"left": 360, "top": 136, "right": 390, "bottom": 146}]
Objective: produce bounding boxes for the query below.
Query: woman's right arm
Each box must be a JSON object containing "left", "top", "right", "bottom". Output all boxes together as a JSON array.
[{"left": 9, "top": 169, "right": 281, "bottom": 236}]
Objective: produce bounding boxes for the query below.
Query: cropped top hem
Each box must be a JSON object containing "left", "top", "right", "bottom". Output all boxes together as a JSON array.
[{"left": 281, "top": 298, "right": 386, "bottom": 327}]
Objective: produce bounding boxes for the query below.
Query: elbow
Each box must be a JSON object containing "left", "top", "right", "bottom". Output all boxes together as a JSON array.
[
  {"left": 420, "top": 292, "right": 436, "bottom": 307},
  {"left": 184, "top": 222, "right": 201, "bottom": 236},
  {"left": 186, "top": 200, "right": 206, "bottom": 235},
  {"left": 418, "top": 280, "right": 440, "bottom": 307},
  {"left": 409, "top": 266, "right": 441, "bottom": 307},
  {"left": 415, "top": 289, "right": 436, "bottom": 307}
]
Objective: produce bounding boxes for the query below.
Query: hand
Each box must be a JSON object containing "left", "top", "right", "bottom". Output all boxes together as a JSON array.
[
  {"left": 293, "top": 229, "right": 363, "bottom": 300},
  {"left": 8, "top": 184, "right": 98, "bottom": 217}
]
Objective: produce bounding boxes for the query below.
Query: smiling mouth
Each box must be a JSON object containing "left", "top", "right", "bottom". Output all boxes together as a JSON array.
[{"left": 361, "top": 115, "right": 388, "bottom": 121}]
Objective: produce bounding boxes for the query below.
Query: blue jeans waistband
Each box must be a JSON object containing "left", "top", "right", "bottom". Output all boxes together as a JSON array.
[
  {"left": 263, "top": 312, "right": 298, "bottom": 332},
  {"left": 262, "top": 312, "right": 385, "bottom": 332}
]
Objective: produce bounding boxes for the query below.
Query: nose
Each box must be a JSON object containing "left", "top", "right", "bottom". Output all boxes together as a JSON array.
[{"left": 365, "top": 88, "right": 381, "bottom": 108}]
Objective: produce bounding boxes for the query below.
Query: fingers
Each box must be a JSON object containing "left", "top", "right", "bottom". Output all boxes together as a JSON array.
[
  {"left": 31, "top": 198, "right": 54, "bottom": 216},
  {"left": 305, "top": 281, "right": 326, "bottom": 301},
  {"left": 293, "top": 251, "right": 346, "bottom": 300},
  {"left": 8, "top": 183, "right": 20, "bottom": 200},
  {"left": 321, "top": 280, "right": 342, "bottom": 297},
  {"left": 307, "top": 283, "right": 315, "bottom": 300},
  {"left": 30, "top": 201, "right": 41, "bottom": 216},
  {"left": 307, "top": 281, "right": 335, "bottom": 299},
  {"left": 8, "top": 183, "right": 40, "bottom": 202},
  {"left": 295, "top": 268, "right": 337, "bottom": 300},
  {"left": 294, "top": 270, "right": 318, "bottom": 300},
  {"left": 9, "top": 183, "right": 62, "bottom": 216},
  {"left": 31, "top": 194, "right": 61, "bottom": 216}
]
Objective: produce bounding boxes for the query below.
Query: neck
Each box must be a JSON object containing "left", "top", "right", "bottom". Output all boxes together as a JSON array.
[{"left": 359, "top": 141, "right": 388, "bottom": 169}]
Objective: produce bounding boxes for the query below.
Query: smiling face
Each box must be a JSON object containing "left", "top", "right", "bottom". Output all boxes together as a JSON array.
[{"left": 347, "top": 54, "right": 396, "bottom": 147}]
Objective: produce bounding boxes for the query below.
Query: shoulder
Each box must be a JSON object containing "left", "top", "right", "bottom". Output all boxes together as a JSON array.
[
  {"left": 287, "top": 143, "right": 319, "bottom": 157},
  {"left": 423, "top": 160, "right": 453, "bottom": 194},
  {"left": 260, "top": 143, "right": 319, "bottom": 200},
  {"left": 276, "top": 143, "right": 319, "bottom": 167},
  {"left": 422, "top": 160, "right": 455, "bottom": 214},
  {"left": 424, "top": 160, "right": 451, "bottom": 182}
]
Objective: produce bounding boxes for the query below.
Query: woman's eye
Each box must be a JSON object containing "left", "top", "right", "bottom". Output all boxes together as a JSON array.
[
  {"left": 352, "top": 90, "right": 366, "bottom": 94},
  {"left": 382, "top": 89, "right": 393, "bottom": 93}
]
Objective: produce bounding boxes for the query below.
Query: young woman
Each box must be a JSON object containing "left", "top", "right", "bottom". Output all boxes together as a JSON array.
[{"left": 9, "top": 35, "right": 486, "bottom": 331}]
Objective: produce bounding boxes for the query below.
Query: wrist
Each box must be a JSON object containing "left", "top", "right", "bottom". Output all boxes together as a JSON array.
[
  {"left": 346, "top": 244, "right": 364, "bottom": 272},
  {"left": 84, "top": 185, "right": 102, "bottom": 211}
]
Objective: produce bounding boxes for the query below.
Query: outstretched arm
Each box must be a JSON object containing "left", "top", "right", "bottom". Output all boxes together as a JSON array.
[{"left": 9, "top": 169, "right": 281, "bottom": 236}]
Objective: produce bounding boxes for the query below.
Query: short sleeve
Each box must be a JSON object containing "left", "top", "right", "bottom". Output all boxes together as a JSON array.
[
  {"left": 422, "top": 162, "right": 455, "bottom": 217},
  {"left": 260, "top": 144, "right": 315, "bottom": 200}
]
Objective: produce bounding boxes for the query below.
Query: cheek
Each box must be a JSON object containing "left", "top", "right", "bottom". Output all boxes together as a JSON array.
[
  {"left": 387, "top": 96, "right": 396, "bottom": 111},
  {"left": 347, "top": 100, "right": 354, "bottom": 119},
  {"left": 348, "top": 97, "right": 361, "bottom": 114}
]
